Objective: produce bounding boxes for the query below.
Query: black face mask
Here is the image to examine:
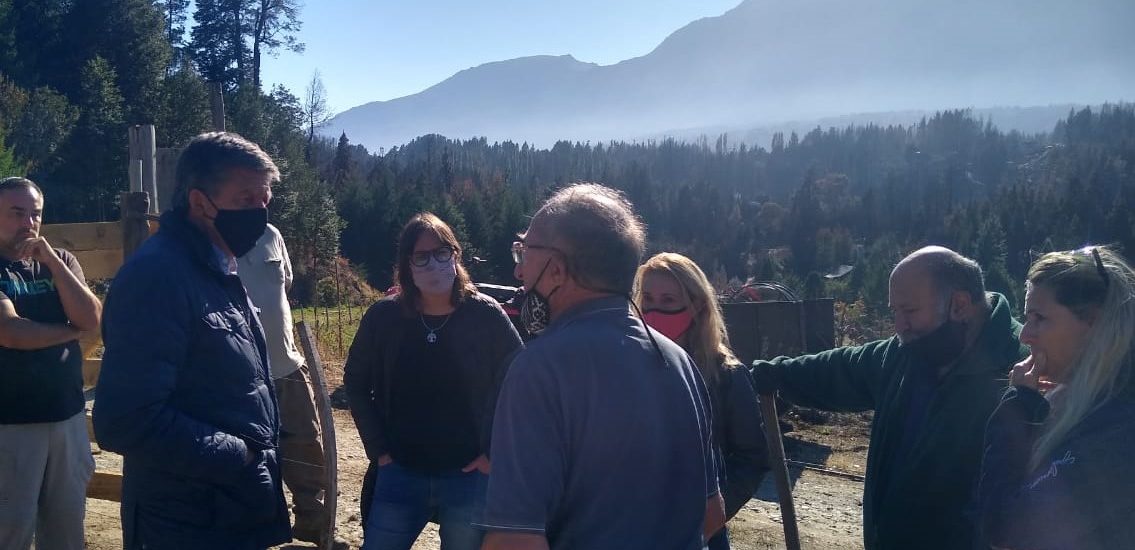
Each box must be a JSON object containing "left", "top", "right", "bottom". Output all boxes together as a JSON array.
[
  {"left": 902, "top": 312, "right": 968, "bottom": 370},
  {"left": 205, "top": 195, "right": 267, "bottom": 258},
  {"left": 519, "top": 259, "right": 560, "bottom": 335}
]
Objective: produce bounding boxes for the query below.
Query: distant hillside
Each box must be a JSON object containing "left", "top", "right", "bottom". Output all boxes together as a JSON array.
[
  {"left": 644, "top": 105, "right": 1089, "bottom": 147},
  {"left": 328, "top": 0, "right": 1135, "bottom": 150}
]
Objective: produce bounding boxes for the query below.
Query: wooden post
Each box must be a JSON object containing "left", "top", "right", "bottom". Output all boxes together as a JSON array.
[
  {"left": 759, "top": 393, "right": 802, "bottom": 550},
  {"left": 209, "top": 83, "right": 226, "bottom": 132},
  {"left": 297, "top": 321, "right": 339, "bottom": 550},
  {"left": 128, "top": 126, "right": 158, "bottom": 212},
  {"left": 335, "top": 261, "right": 343, "bottom": 356},
  {"left": 121, "top": 192, "right": 151, "bottom": 260},
  {"left": 128, "top": 130, "right": 141, "bottom": 193},
  {"left": 156, "top": 147, "right": 181, "bottom": 214}
]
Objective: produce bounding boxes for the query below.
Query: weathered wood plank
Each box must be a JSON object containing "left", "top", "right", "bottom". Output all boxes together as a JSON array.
[
  {"left": 87, "top": 471, "right": 122, "bottom": 502},
  {"left": 297, "top": 321, "right": 338, "bottom": 549},
  {"left": 156, "top": 147, "right": 181, "bottom": 213},
  {"left": 121, "top": 192, "right": 151, "bottom": 260},
  {"left": 72, "top": 249, "right": 123, "bottom": 280},
  {"left": 40, "top": 222, "right": 122, "bottom": 252},
  {"left": 83, "top": 358, "right": 101, "bottom": 389}
]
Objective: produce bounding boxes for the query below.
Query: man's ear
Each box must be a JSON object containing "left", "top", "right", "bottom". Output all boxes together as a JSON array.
[
  {"left": 188, "top": 188, "right": 211, "bottom": 217},
  {"left": 547, "top": 254, "right": 569, "bottom": 286},
  {"left": 950, "top": 290, "right": 972, "bottom": 321}
]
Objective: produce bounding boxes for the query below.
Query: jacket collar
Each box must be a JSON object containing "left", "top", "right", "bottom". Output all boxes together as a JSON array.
[
  {"left": 159, "top": 208, "right": 232, "bottom": 276},
  {"left": 548, "top": 294, "right": 631, "bottom": 331},
  {"left": 947, "top": 292, "right": 1025, "bottom": 377}
]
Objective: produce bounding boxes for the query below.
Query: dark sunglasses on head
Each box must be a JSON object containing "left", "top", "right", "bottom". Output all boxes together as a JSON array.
[
  {"left": 411, "top": 246, "right": 454, "bottom": 267},
  {"left": 1086, "top": 246, "right": 1109, "bottom": 289}
]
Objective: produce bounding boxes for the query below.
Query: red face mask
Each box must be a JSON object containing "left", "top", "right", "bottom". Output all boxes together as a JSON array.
[{"left": 643, "top": 308, "right": 695, "bottom": 342}]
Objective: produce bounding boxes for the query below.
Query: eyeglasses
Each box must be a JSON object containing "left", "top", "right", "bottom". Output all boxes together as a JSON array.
[
  {"left": 410, "top": 246, "right": 454, "bottom": 267},
  {"left": 511, "top": 241, "right": 561, "bottom": 264}
]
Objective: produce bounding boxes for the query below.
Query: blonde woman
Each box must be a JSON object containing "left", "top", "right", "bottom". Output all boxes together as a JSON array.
[
  {"left": 634, "top": 253, "right": 768, "bottom": 550},
  {"left": 977, "top": 246, "right": 1135, "bottom": 549}
]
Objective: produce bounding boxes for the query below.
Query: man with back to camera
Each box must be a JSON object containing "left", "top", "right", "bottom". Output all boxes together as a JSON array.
[
  {"left": 479, "top": 183, "right": 725, "bottom": 550},
  {"left": 93, "top": 132, "right": 291, "bottom": 548},
  {"left": 751, "top": 246, "right": 1027, "bottom": 550},
  {"left": 0, "top": 176, "right": 102, "bottom": 550}
]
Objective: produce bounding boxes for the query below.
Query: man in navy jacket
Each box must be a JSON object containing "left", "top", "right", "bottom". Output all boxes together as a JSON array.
[{"left": 93, "top": 132, "right": 290, "bottom": 549}]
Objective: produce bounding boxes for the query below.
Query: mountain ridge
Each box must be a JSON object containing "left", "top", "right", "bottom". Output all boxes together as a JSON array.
[{"left": 327, "top": 0, "right": 1135, "bottom": 150}]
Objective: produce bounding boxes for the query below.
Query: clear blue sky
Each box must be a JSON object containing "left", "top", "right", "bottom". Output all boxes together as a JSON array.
[{"left": 259, "top": 0, "right": 741, "bottom": 114}]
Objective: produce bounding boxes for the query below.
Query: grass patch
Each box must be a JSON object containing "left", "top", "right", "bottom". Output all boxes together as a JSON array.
[{"left": 292, "top": 305, "right": 366, "bottom": 364}]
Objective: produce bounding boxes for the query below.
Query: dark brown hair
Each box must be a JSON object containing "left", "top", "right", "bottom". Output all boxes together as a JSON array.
[
  {"left": 0, "top": 177, "right": 42, "bottom": 197},
  {"left": 172, "top": 132, "right": 280, "bottom": 210},
  {"left": 394, "top": 212, "right": 474, "bottom": 312}
]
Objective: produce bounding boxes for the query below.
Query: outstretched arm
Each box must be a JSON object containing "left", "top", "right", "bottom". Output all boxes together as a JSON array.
[{"left": 751, "top": 339, "right": 891, "bottom": 412}]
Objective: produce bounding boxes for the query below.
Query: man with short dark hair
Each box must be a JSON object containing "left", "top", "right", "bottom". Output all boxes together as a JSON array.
[
  {"left": 0, "top": 176, "right": 102, "bottom": 549},
  {"left": 479, "top": 183, "right": 725, "bottom": 550},
  {"left": 93, "top": 133, "right": 291, "bottom": 548},
  {"left": 751, "top": 246, "right": 1027, "bottom": 550}
]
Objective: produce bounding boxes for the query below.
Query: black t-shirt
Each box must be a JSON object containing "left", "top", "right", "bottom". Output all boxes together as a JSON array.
[
  {"left": 0, "top": 249, "right": 85, "bottom": 424},
  {"left": 386, "top": 314, "right": 480, "bottom": 474}
]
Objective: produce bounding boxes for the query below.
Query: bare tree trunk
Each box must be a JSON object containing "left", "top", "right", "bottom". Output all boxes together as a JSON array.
[
  {"left": 231, "top": 1, "right": 246, "bottom": 84},
  {"left": 251, "top": 0, "right": 267, "bottom": 90}
]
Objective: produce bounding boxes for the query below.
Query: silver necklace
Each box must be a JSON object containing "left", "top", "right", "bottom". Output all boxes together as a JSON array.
[{"left": 420, "top": 312, "right": 452, "bottom": 344}]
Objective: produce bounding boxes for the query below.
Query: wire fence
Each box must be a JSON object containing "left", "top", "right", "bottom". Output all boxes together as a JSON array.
[{"left": 294, "top": 303, "right": 366, "bottom": 364}]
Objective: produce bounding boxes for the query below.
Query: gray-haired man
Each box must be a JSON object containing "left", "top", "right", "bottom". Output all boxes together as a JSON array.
[{"left": 479, "top": 183, "right": 725, "bottom": 550}]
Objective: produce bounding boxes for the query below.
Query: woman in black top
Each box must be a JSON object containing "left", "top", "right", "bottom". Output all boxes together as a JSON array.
[
  {"left": 977, "top": 246, "right": 1135, "bottom": 549},
  {"left": 634, "top": 252, "right": 768, "bottom": 550},
  {"left": 345, "top": 212, "right": 523, "bottom": 550}
]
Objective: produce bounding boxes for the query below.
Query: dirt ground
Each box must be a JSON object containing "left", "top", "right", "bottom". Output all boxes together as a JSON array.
[{"left": 84, "top": 361, "right": 871, "bottom": 550}]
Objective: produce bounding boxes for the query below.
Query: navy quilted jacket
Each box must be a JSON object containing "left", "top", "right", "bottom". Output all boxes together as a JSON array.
[{"left": 93, "top": 209, "right": 290, "bottom": 549}]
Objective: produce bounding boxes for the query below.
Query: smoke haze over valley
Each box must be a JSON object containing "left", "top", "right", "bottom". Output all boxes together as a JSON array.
[{"left": 326, "top": 0, "right": 1135, "bottom": 150}]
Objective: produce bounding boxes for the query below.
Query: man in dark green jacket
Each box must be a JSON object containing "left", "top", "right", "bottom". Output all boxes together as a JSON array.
[{"left": 752, "top": 246, "right": 1027, "bottom": 550}]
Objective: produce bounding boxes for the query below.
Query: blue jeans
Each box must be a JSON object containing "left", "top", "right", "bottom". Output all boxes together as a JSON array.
[{"left": 362, "top": 462, "right": 486, "bottom": 550}]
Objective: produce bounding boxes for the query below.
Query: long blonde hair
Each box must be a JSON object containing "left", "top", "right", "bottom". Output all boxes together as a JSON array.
[
  {"left": 633, "top": 253, "right": 741, "bottom": 383},
  {"left": 1026, "top": 246, "right": 1135, "bottom": 469}
]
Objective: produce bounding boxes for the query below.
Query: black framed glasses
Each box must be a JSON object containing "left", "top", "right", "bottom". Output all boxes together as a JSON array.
[
  {"left": 410, "top": 246, "right": 454, "bottom": 267},
  {"left": 511, "top": 241, "right": 561, "bottom": 264}
]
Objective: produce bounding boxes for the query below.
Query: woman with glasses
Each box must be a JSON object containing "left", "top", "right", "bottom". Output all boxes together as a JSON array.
[
  {"left": 632, "top": 252, "right": 768, "bottom": 550},
  {"left": 976, "top": 246, "right": 1135, "bottom": 549},
  {"left": 344, "top": 212, "right": 523, "bottom": 550}
]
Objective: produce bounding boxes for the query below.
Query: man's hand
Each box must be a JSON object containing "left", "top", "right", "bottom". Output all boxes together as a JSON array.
[
  {"left": 462, "top": 454, "right": 491, "bottom": 475},
  {"left": 13, "top": 235, "right": 102, "bottom": 331},
  {"left": 15, "top": 236, "right": 61, "bottom": 268},
  {"left": 703, "top": 492, "right": 726, "bottom": 541},
  {"left": 482, "top": 532, "right": 550, "bottom": 550},
  {"left": 750, "top": 360, "right": 780, "bottom": 396}
]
